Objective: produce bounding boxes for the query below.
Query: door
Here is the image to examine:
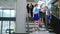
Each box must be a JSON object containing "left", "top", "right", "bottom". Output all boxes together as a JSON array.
[
  {"left": 0, "top": 21, "right": 1, "bottom": 34},
  {"left": 0, "top": 21, "right": 15, "bottom": 34},
  {"left": 2, "top": 21, "right": 9, "bottom": 34}
]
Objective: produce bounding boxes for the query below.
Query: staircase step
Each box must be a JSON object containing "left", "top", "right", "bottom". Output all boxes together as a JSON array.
[
  {"left": 39, "top": 28, "right": 46, "bottom": 31},
  {"left": 26, "top": 23, "right": 34, "bottom": 25},
  {"left": 26, "top": 29, "right": 33, "bottom": 31},
  {"left": 26, "top": 27, "right": 34, "bottom": 29},
  {"left": 48, "top": 29, "right": 54, "bottom": 32},
  {"left": 26, "top": 31, "right": 33, "bottom": 33},
  {"left": 26, "top": 25, "right": 34, "bottom": 27}
]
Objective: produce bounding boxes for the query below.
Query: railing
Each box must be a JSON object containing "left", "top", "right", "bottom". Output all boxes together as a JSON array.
[
  {"left": 26, "top": 16, "right": 29, "bottom": 33},
  {"left": 50, "top": 15, "right": 60, "bottom": 34}
]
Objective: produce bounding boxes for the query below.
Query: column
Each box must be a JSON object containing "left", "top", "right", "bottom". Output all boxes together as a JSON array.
[{"left": 15, "top": 0, "right": 27, "bottom": 33}]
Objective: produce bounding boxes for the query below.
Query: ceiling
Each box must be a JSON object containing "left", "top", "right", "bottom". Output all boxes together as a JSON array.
[{"left": 0, "top": 0, "right": 16, "bottom": 9}]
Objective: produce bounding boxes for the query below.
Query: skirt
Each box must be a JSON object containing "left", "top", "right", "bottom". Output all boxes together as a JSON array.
[
  {"left": 39, "top": 12, "right": 45, "bottom": 18},
  {"left": 48, "top": 15, "right": 50, "bottom": 20},
  {"left": 34, "top": 14, "right": 39, "bottom": 21}
]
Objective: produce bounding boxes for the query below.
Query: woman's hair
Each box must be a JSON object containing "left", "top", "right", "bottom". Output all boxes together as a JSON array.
[
  {"left": 45, "top": 6, "right": 48, "bottom": 9},
  {"left": 40, "top": 5, "right": 42, "bottom": 8},
  {"left": 34, "top": 4, "right": 38, "bottom": 7},
  {"left": 27, "top": 4, "right": 29, "bottom": 6}
]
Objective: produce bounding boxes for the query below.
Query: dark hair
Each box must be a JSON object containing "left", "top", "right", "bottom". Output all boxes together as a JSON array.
[
  {"left": 34, "top": 4, "right": 38, "bottom": 7},
  {"left": 45, "top": 6, "right": 48, "bottom": 9},
  {"left": 30, "top": 3, "right": 32, "bottom": 4},
  {"left": 27, "top": 4, "right": 29, "bottom": 6}
]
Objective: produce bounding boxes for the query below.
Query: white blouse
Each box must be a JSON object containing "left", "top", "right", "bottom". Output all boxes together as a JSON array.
[
  {"left": 46, "top": 11, "right": 48, "bottom": 15},
  {"left": 33, "top": 7, "right": 39, "bottom": 14}
]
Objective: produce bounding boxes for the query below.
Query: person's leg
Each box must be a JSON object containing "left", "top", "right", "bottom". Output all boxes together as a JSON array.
[
  {"left": 34, "top": 20, "right": 38, "bottom": 26},
  {"left": 34, "top": 20, "right": 38, "bottom": 31},
  {"left": 41, "top": 18, "right": 43, "bottom": 24},
  {"left": 34, "top": 27, "right": 37, "bottom": 31},
  {"left": 45, "top": 15, "right": 48, "bottom": 30},
  {"left": 36, "top": 20, "right": 39, "bottom": 25},
  {"left": 41, "top": 13, "right": 44, "bottom": 23},
  {"left": 39, "top": 18, "right": 43, "bottom": 28},
  {"left": 39, "top": 18, "right": 41, "bottom": 23},
  {"left": 30, "top": 11, "right": 32, "bottom": 17},
  {"left": 41, "top": 18, "right": 44, "bottom": 25},
  {"left": 40, "top": 18, "right": 43, "bottom": 27},
  {"left": 34, "top": 20, "right": 36, "bottom": 25},
  {"left": 34, "top": 20, "right": 36, "bottom": 31},
  {"left": 40, "top": 18, "right": 42, "bottom": 23},
  {"left": 36, "top": 20, "right": 40, "bottom": 30}
]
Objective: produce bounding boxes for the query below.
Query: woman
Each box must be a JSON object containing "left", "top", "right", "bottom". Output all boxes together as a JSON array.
[
  {"left": 45, "top": 6, "right": 50, "bottom": 30},
  {"left": 26, "top": 4, "right": 30, "bottom": 15},
  {"left": 39, "top": 6, "right": 45, "bottom": 27},
  {"left": 33, "top": 4, "right": 40, "bottom": 31},
  {"left": 30, "top": 3, "right": 34, "bottom": 18}
]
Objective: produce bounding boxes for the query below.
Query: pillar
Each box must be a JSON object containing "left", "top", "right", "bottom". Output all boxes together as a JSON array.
[{"left": 15, "top": 0, "right": 27, "bottom": 33}]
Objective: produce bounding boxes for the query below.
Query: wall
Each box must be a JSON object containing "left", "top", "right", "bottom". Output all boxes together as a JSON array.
[{"left": 0, "top": 0, "right": 14, "bottom": 8}]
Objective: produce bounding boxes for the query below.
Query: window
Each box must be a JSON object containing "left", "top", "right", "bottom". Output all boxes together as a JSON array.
[
  {"left": 51, "top": 2, "right": 59, "bottom": 18},
  {"left": 11, "top": 10, "right": 15, "bottom": 17},
  {"left": 3, "top": 10, "right": 10, "bottom": 17},
  {"left": 1, "top": 21, "right": 15, "bottom": 34},
  {"left": 0, "top": 9, "right": 16, "bottom": 17},
  {"left": 0, "top": 10, "right": 2, "bottom": 17},
  {"left": 0, "top": 9, "right": 15, "bottom": 34},
  {"left": 10, "top": 21, "right": 15, "bottom": 29},
  {"left": 2, "top": 21, "right": 9, "bottom": 34},
  {"left": 0, "top": 21, "right": 1, "bottom": 34}
]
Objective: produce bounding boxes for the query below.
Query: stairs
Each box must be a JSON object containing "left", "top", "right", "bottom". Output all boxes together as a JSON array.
[
  {"left": 26, "top": 17, "right": 55, "bottom": 34},
  {"left": 26, "top": 21, "right": 47, "bottom": 33},
  {"left": 26, "top": 22, "right": 34, "bottom": 33}
]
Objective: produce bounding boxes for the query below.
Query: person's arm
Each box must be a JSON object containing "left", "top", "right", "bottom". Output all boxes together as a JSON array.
[{"left": 33, "top": 8, "right": 35, "bottom": 17}]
